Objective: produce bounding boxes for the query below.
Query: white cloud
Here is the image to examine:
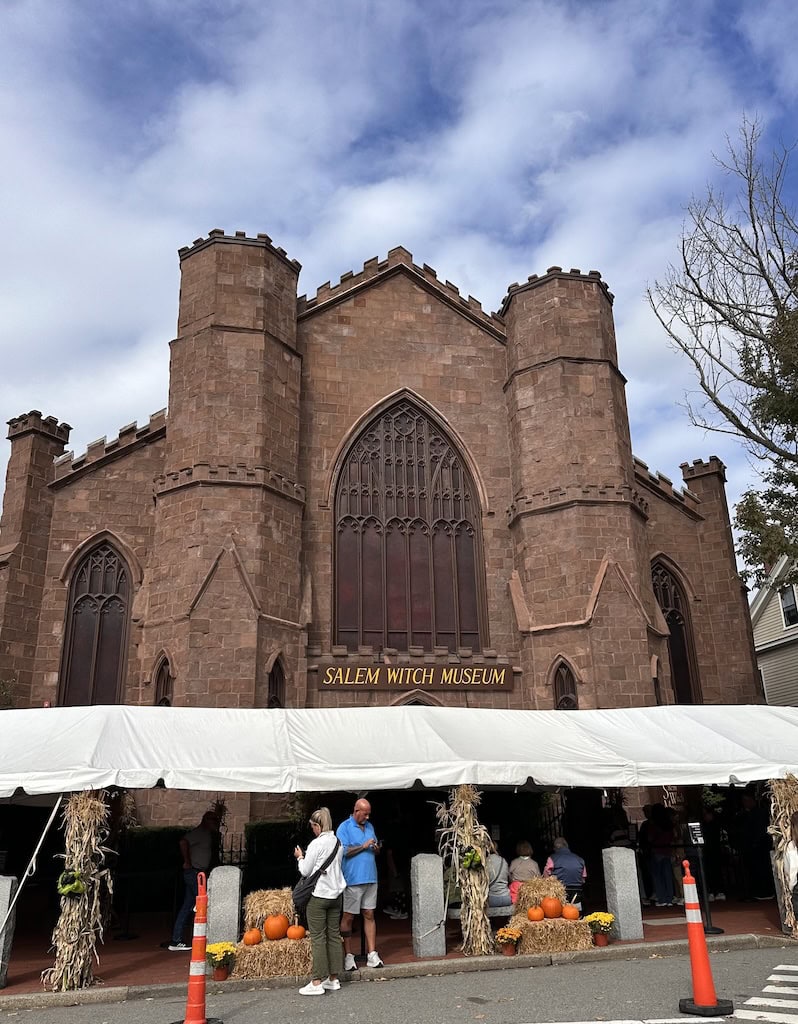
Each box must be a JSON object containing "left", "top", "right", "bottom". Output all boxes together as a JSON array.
[{"left": 1, "top": 0, "right": 797, "bottom": 562}]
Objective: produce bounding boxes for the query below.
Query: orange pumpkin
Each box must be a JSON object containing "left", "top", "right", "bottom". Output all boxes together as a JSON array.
[
  {"left": 561, "top": 903, "right": 580, "bottom": 920},
  {"left": 286, "top": 924, "right": 306, "bottom": 940},
  {"left": 540, "top": 896, "right": 563, "bottom": 919},
  {"left": 263, "top": 913, "right": 290, "bottom": 940},
  {"left": 527, "top": 905, "right": 545, "bottom": 922},
  {"left": 243, "top": 927, "right": 262, "bottom": 945}
]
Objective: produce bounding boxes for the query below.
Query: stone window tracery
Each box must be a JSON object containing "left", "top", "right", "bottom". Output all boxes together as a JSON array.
[
  {"left": 554, "top": 663, "right": 578, "bottom": 709},
  {"left": 59, "top": 542, "right": 131, "bottom": 706},
  {"left": 334, "top": 399, "right": 486, "bottom": 652},
  {"left": 651, "top": 561, "right": 701, "bottom": 704}
]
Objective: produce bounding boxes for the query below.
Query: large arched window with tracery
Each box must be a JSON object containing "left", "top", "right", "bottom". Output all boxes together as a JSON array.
[
  {"left": 334, "top": 399, "right": 486, "bottom": 653},
  {"left": 651, "top": 561, "right": 701, "bottom": 705},
  {"left": 59, "top": 542, "right": 131, "bottom": 706}
]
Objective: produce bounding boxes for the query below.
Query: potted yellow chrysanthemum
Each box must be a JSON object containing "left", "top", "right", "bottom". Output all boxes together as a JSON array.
[
  {"left": 206, "top": 941, "right": 237, "bottom": 980},
  {"left": 583, "top": 911, "right": 615, "bottom": 946}
]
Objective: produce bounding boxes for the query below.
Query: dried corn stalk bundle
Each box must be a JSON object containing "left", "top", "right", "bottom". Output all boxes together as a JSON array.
[
  {"left": 436, "top": 784, "right": 493, "bottom": 956},
  {"left": 243, "top": 888, "right": 294, "bottom": 930},
  {"left": 41, "top": 791, "right": 113, "bottom": 991},
  {"left": 769, "top": 775, "right": 798, "bottom": 934}
]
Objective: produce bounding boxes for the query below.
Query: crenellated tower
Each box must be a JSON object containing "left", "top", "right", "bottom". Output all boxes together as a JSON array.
[
  {"left": 140, "top": 230, "right": 305, "bottom": 729},
  {"left": 502, "top": 268, "right": 664, "bottom": 708},
  {"left": 0, "top": 412, "right": 70, "bottom": 704}
]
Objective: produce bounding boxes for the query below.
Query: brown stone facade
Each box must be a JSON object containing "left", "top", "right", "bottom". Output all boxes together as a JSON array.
[{"left": 0, "top": 232, "right": 761, "bottom": 830}]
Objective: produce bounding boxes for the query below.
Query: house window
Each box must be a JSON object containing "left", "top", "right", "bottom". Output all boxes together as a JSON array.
[
  {"left": 334, "top": 398, "right": 486, "bottom": 652},
  {"left": 554, "top": 663, "right": 578, "bottom": 709},
  {"left": 154, "top": 657, "right": 173, "bottom": 706},
  {"left": 780, "top": 586, "right": 798, "bottom": 627},
  {"left": 651, "top": 561, "right": 700, "bottom": 704},
  {"left": 59, "top": 542, "right": 131, "bottom": 706}
]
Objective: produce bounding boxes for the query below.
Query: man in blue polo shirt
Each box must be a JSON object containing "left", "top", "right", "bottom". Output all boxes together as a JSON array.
[{"left": 337, "top": 798, "right": 383, "bottom": 969}]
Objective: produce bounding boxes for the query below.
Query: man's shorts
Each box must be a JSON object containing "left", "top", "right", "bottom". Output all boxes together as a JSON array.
[{"left": 343, "top": 882, "right": 378, "bottom": 914}]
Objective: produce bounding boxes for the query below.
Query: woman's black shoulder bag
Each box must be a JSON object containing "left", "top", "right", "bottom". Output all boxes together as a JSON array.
[{"left": 292, "top": 839, "right": 341, "bottom": 916}]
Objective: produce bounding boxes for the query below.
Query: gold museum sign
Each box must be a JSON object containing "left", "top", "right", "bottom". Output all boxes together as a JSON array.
[{"left": 316, "top": 663, "right": 513, "bottom": 691}]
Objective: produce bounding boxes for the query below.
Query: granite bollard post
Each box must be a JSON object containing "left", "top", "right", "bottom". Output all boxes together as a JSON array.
[
  {"left": 0, "top": 876, "right": 19, "bottom": 989},
  {"left": 207, "top": 866, "right": 242, "bottom": 947},
  {"left": 411, "top": 853, "right": 446, "bottom": 958},
  {"left": 602, "top": 847, "right": 644, "bottom": 940}
]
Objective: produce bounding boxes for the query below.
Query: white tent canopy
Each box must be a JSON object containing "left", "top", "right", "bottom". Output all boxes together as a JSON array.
[{"left": 1, "top": 703, "right": 798, "bottom": 797}]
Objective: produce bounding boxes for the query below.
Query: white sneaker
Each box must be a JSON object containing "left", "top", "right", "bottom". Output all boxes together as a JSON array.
[
  {"left": 715, "top": 892, "right": 726, "bottom": 901},
  {"left": 344, "top": 953, "right": 357, "bottom": 972},
  {"left": 168, "top": 942, "right": 191, "bottom": 951},
  {"left": 366, "top": 950, "right": 384, "bottom": 968},
  {"left": 299, "top": 981, "right": 325, "bottom": 996},
  {"left": 322, "top": 977, "right": 341, "bottom": 991}
]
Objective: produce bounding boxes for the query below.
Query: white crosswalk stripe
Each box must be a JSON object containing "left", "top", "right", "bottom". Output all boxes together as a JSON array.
[
  {"left": 735, "top": 1012, "right": 798, "bottom": 1023},
  {"left": 732, "top": 961, "right": 798, "bottom": 1024},
  {"left": 516, "top": 1020, "right": 726, "bottom": 1024}
]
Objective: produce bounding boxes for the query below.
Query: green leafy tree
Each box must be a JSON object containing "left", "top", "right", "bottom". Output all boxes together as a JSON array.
[{"left": 648, "top": 117, "right": 798, "bottom": 586}]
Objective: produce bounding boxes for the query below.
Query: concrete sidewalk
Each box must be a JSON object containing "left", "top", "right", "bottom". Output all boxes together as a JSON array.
[
  {"left": 1, "top": 929, "right": 793, "bottom": 1012},
  {"left": 3, "top": 901, "right": 790, "bottom": 1011}
]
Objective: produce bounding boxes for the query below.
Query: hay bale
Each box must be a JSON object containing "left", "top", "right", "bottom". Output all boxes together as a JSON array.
[
  {"left": 231, "top": 937, "right": 312, "bottom": 979},
  {"left": 242, "top": 889, "right": 295, "bottom": 930},
  {"left": 514, "top": 877, "right": 567, "bottom": 915},
  {"left": 508, "top": 913, "right": 592, "bottom": 954}
]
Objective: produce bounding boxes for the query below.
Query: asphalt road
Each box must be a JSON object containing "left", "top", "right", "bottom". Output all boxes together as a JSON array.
[{"left": 1, "top": 946, "right": 794, "bottom": 1024}]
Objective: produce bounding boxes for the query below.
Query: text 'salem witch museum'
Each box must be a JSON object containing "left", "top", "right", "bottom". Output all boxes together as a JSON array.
[{"left": 0, "top": 230, "right": 761, "bottom": 831}]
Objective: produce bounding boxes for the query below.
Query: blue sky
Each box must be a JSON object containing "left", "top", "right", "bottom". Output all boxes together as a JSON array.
[{"left": 2, "top": 0, "right": 797, "bottom": 554}]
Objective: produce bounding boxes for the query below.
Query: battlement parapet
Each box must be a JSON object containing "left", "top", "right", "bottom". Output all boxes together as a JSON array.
[
  {"left": 53, "top": 409, "right": 167, "bottom": 481},
  {"left": 634, "top": 456, "right": 701, "bottom": 511},
  {"left": 680, "top": 456, "right": 727, "bottom": 484},
  {"left": 7, "top": 411, "right": 71, "bottom": 444},
  {"left": 506, "top": 482, "right": 648, "bottom": 523},
  {"left": 297, "top": 246, "right": 506, "bottom": 338},
  {"left": 499, "top": 266, "right": 614, "bottom": 316},
  {"left": 177, "top": 229, "right": 301, "bottom": 273},
  {"left": 154, "top": 462, "right": 306, "bottom": 505}
]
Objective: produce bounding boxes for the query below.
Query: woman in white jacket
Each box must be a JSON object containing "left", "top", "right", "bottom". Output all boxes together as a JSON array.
[
  {"left": 785, "top": 810, "right": 798, "bottom": 929},
  {"left": 293, "top": 807, "right": 346, "bottom": 996}
]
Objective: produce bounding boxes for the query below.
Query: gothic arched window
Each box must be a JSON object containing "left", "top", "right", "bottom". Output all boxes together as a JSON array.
[
  {"left": 267, "top": 660, "right": 285, "bottom": 708},
  {"left": 59, "top": 542, "right": 131, "bottom": 706},
  {"left": 651, "top": 561, "right": 701, "bottom": 704},
  {"left": 554, "top": 663, "right": 578, "bottom": 709},
  {"left": 154, "top": 656, "right": 173, "bottom": 706},
  {"left": 334, "top": 399, "right": 486, "bottom": 653}
]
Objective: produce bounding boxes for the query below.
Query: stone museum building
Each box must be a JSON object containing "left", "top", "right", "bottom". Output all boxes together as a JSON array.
[{"left": 0, "top": 229, "right": 760, "bottom": 828}]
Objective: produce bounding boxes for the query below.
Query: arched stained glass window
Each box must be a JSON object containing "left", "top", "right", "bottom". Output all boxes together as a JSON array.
[
  {"left": 334, "top": 399, "right": 486, "bottom": 652},
  {"left": 59, "top": 542, "right": 131, "bottom": 706},
  {"left": 554, "top": 662, "right": 578, "bottom": 709},
  {"left": 651, "top": 561, "right": 701, "bottom": 705}
]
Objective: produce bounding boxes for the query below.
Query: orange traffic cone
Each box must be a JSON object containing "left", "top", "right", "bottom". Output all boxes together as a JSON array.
[
  {"left": 678, "top": 859, "right": 733, "bottom": 1017},
  {"left": 169, "top": 872, "right": 223, "bottom": 1024}
]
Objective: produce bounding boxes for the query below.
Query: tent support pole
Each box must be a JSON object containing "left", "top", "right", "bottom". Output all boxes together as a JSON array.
[{"left": 0, "top": 793, "right": 64, "bottom": 941}]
